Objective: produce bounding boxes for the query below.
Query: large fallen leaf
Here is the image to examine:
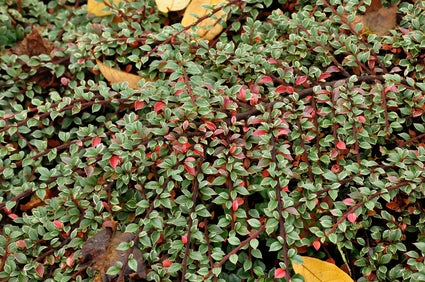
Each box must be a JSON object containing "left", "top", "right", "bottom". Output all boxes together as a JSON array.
[
  {"left": 364, "top": 0, "right": 382, "bottom": 13},
  {"left": 181, "top": 0, "right": 228, "bottom": 40},
  {"left": 156, "top": 0, "right": 191, "bottom": 13},
  {"left": 96, "top": 58, "right": 150, "bottom": 90},
  {"left": 350, "top": 0, "right": 397, "bottom": 36},
  {"left": 87, "top": 0, "right": 126, "bottom": 17},
  {"left": 78, "top": 229, "right": 146, "bottom": 281},
  {"left": 292, "top": 256, "right": 354, "bottom": 282}
]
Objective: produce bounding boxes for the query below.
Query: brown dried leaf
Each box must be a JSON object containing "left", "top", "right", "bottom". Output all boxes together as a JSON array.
[
  {"left": 10, "top": 28, "right": 57, "bottom": 57},
  {"left": 351, "top": 3, "right": 397, "bottom": 36},
  {"left": 181, "top": 0, "right": 228, "bottom": 40},
  {"left": 78, "top": 229, "right": 146, "bottom": 281},
  {"left": 20, "top": 189, "right": 55, "bottom": 212},
  {"left": 96, "top": 58, "right": 152, "bottom": 90},
  {"left": 364, "top": 0, "right": 382, "bottom": 13},
  {"left": 6, "top": 28, "right": 71, "bottom": 88}
]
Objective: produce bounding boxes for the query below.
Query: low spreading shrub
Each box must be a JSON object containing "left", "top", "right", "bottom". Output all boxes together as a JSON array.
[{"left": 1, "top": 0, "right": 425, "bottom": 281}]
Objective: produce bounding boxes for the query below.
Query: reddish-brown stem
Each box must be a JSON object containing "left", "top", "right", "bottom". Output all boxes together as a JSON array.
[
  {"left": 325, "top": 181, "right": 413, "bottom": 237},
  {"left": 296, "top": 24, "right": 350, "bottom": 77},
  {"left": 270, "top": 128, "right": 291, "bottom": 281},
  {"left": 179, "top": 61, "right": 197, "bottom": 108},
  {"left": 0, "top": 236, "right": 10, "bottom": 272},
  {"left": 320, "top": 0, "right": 388, "bottom": 73},
  {"left": 180, "top": 160, "right": 202, "bottom": 282},
  {"left": 381, "top": 87, "right": 390, "bottom": 136},
  {"left": 204, "top": 224, "right": 266, "bottom": 280},
  {"left": 296, "top": 118, "right": 314, "bottom": 181}
]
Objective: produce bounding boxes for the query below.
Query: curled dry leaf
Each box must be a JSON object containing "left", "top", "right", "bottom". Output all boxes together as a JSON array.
[
  {"left": 181, "top": 0, "right": 229, "bottom": 40},
  {"left": 292, "top": 256, "right": 354, "bottom": 282},
  {"left": 95, "top": 58, "right": 152, "bottom": 90},
  {"left": 78, "top": 228, "right": 146, "bottom": 281},
  {"left": 156, "top": 0, "right": 191, "bottom": 13}
]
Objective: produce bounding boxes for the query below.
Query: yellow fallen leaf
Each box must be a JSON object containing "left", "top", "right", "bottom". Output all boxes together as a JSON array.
[
  {"left": 156, "top": 0, "right": 191, "bottom": 13},
  {"left": 95, "top": 59, "right": 149, "bottom": 90},
  {"left": 87, "top": 0, "right": 127, "bottom": 17},
  {"left": 181, "top": 0, "right": 228, "bottom": 40},
  {"left": 292, "top": 256, "right": 354, "bottom": 282}
]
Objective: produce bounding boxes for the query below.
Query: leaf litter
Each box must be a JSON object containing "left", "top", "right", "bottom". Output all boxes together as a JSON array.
[
  {"left": 349, "top": 0, "right": 397, "bottom": 36},
  {"left": 78, "top": 228, "right": 146, "bottom": 281}
]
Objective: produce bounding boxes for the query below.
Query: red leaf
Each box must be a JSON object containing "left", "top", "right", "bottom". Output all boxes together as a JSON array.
[
  {"left": 8, "top": 214, "right": 18, "bottom": 220},
  {"left": 204, "top": 121, "right": 216, "bottom": 131},
  {"left": 330, "top": 148, "right": 338, "bottom": 159},
  {"left": 348, "top": 212, "right": 357, "bottom": 223},
  {"left": 331, "top": 164, "right": 340, "bottom": 173},
  {"left": 248, "top": 117, "right": 264, "bottom": 125},
  {"left": 182, "top": 235, "right": 188, "bottom": 244},
  {"left": 16, "top": 240, "right": 26, "bottom": 248},
  {"left": 313, "top": 240, "right": 321, "bottom": 251},
  {"left": 36, "top": 263, "right": 44, "bottom": 278},
  {"left": 326, "top": 65, "right": 341, "bottom": 73},
  {"left": 184, "top": 163, "right": 196, "bottom": 176},
  {"left": 162, "top": 259, "right": 173, "bottom": 267},
  {"left": 239, "top": 88, "right": 246, "bottom": 100},
  {"left": 232, "top": 200, "right": 239, "bottom": 211},
  {"left": 60, "top": 77, "right": 68, "bottom": 86},
  {"left": 154, "top": 101, "right": 165, "bottom": 113},
  {"left": 275, "top": 128, "right": 291, "bottom": 137},
  {"left": 269, "top": 58, "right": 278, "bottom": 64},
  {"left": 295, "top": 76, "right": 308, "bottom": 86},
  {"left": 287, "top": 86, "right": 294, "bottom": 93},
  {"left": 236, "top": 197, "right": 244, "bottom": 206},
  {"left": 326, "top": 258, "right": 336, "bottom": 264},
  {"left": 275, "top": 85, "right": 287, "bottom": 93},
  {"left": 223, "top": 96, "right": 233, "bottom": 108},
  {"left": 305, "top": 135, "right": 315, "bottom": 141},
  {"left": 385, "top": 85, "right": 398, "bottom": 94},
  {"left": 252, "top": 129, "right": 267, "bottom": 136},
  {"left": 336, "top": 141, "right": 347, "bottom": 150},
  {"left": 3, "top": 113, "right": 14, "bottom": 119},
  {"left": 274, "top": 268, "right": 286, "bottom": 278},
  {"left": 92, "top": 137, "right": 101, "bottom": 147},
  {"left": 259, "top": 76, "right": 273, "bottom": 84},
  {"left": 319, "top": 73, "right": 332, "bottom": 80},
  {"left": 357, "top": 116, "right": 366, "bottom": 123},
  {"left": 231, "top": 113, "right": 236, "bottom": 124},
  {"left": 250, "top": 93, "right": 259, "bottom": 106},
  {"left": 386, "top": 175, "right": 398, "bottom": 183},
  {"left": 53, "top": 220, "right": 63, "bottom": 228},
  {"left": 66, "top": 253, "right": 74, "bottom": 267},
  {"left": 134, "top": 100, "right": 145, "bottom": 110},
  {"left": 109, "top": 155, "right": 121, "bottom": 168},
  {"left": 174, "top": 89, "right": 187, "bottom": 96},
  {"left": 250, "top": 84, "right": 260, "bottom": 94},
  {"left": 343, "top": 198, "right": 356, "bottom": 206}
]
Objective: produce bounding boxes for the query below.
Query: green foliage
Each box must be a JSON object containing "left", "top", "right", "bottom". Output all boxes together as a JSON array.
[{"left": 1, "top": 0, "right": 425, "bottom": 281}]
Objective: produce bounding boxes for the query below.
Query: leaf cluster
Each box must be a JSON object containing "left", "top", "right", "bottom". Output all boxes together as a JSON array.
[{"left": 1, "top": 0, "right": 425, "bottom": 281}]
